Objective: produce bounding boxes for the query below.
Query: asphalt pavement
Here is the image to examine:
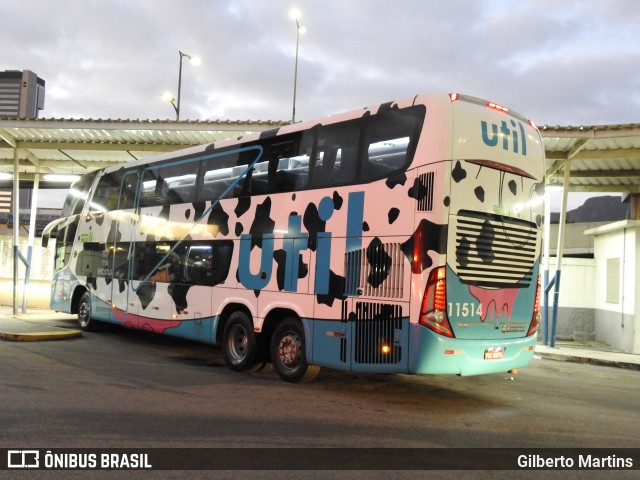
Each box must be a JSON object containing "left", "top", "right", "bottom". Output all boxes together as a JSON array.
[{"left": 1, "top": 306, "right": 639, "bottom": 371}]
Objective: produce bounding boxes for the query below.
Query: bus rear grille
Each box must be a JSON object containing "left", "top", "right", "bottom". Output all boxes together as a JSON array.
[
  {"left": 454, "top": 210, "right": 538, "bottom": 288},
  {"left": 345, "top": 242, "right": 404, "bottom": 298},
  {"left": 354, "top": 302, "right": 403, "bottom": 364}
]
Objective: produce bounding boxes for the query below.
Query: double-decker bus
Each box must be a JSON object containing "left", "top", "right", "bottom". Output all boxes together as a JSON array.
[{"left": 43, "top": 93, "right": 545, "bottom": 383}]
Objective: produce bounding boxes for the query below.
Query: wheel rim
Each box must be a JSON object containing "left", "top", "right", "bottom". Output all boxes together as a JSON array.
[
  {"left": 227, "top": 324, "right": 249, "bottom": 362},
  {"left": 78, "top": 299, "right": 89, "bottom": 327},
  {"left": 277, "top": 331, "right": 302, "bottom": 368}
]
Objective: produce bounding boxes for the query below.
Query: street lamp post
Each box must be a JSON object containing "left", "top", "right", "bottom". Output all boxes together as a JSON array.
[
  {"left": 162, "top": 50, "right": 200, "bottom": 121},
  {"left": 290, "top": 9, "right": 306, "bottom": 123}
]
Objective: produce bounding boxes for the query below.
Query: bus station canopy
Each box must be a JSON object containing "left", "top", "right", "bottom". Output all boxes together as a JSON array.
[
  {"left": 0, "top": 117, "right": 639, "bottom": 192},
  {"left": 542, "top": 123, "right": 640, "bottom": 194},
  {"left": 0, "top": 117, "right": 287, "bottom": 187}
]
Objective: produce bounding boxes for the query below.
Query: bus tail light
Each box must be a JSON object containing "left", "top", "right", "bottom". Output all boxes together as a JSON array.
[
  {"left": 527, "top": 275, "right": 542, "bottom": 336},
  {"left": 419, "top": 266, "right": 454, "bottom": 338}
]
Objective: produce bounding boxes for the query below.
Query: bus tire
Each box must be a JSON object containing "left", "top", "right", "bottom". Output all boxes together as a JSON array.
[
  {"left": 271, "top": 317, "right": 320, "bottom": 383},
  {"left": 77, "top": 291, "right": 98, "bottom": 332},
  {"left": 222, "top": 311, "right": 263, "bottom": 372}
]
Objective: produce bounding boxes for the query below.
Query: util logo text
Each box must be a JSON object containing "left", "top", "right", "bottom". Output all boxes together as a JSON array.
[{"left": 481, "top": 119, "right": 527, "bottom": 156}]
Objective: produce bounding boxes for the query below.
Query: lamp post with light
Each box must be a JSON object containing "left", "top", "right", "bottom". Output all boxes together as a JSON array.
[
  {"left": 290, "top": 9, "right": 306, "bottom": 123},
  {"left": 162, "top": 50, "right": 200, "bottom": 121}
]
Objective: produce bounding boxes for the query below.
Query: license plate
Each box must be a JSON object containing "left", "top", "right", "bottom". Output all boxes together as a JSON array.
[{"left": 484, "top": 347, "right": 504, "bottom": 360}]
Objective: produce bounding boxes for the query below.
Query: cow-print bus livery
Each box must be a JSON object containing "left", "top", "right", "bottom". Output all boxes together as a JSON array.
[{"left": 43, "top": 93, "right": 545, "bottom": 382}]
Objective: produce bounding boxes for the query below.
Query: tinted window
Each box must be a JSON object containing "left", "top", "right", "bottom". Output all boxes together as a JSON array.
[
  {"left": 273, "top": 132, "right": 312, "bottom": 193},
  {"left": 361, "top": 107, "right": 424, "bottom": 182},
  {"left": 90, "top": 171, "right": 123, "bottom": 213},
  {"left": 133, "top": 240, "right": 234, "bottom": 286},
  {"left": 119, "top": 171, "right": 139, "bottom": 210},
  {"left": 53, "top": 218, "right": 79, "bottom": 270},
  {"left": 312, "top": 123, "right": 359, "bottom": 188},
  {"left": 199, "top": 148, "right": 257, "bottom": 202},
  {"left": 141, "top": 159, "right": 200, "bottom": 207},
  {"left": 157, "top": 161, "right": 198, "bottom": 205},
  {"left": 63, "top": 173, "right": 97, "bottom": 216}
]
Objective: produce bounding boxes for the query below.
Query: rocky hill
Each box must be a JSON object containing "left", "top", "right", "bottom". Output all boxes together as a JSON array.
[{"left": 550, "top": 195, "right": 629, "bottom": 223}]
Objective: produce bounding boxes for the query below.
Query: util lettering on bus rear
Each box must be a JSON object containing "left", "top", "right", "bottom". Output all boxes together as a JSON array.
[
  {"left": 481, "top": 119, "right": 527, "bottom": 156},
  {"left": 238, "top": 190, "right": 364, "bottom": 294}
]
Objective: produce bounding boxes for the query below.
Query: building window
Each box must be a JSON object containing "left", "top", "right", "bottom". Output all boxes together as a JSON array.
[{"left": 606, "top": 257, "right": 620, "bottom": 304}]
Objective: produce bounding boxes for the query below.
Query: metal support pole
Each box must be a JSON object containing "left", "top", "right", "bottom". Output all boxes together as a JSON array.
[
  {"left": 22, "top": 173, "right": 39, "bottom": 313},
  {"left": 550, "top": 161, "right": 572, "bottom": 347},
  {"left": 542, "top": 186, "right": 552, "bottom": 345},
  {"left": 12, "top": 148, "right": 20, "bottom": 314},
  {"left": 292, "top": 21, "right": 301, "bottom": 123},
  {"left": 176, "top": 51, "right": 184, "bottom": 121}
]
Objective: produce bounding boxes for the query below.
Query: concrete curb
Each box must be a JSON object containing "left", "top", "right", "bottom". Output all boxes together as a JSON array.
[
  {"left": 0, "top": 329, "right": 82, "bottom": 342},
  {"left": 535, "top": 348, "right": 640, "bottom": 371}
]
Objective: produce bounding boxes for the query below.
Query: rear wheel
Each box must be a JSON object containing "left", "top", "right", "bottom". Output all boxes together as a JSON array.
[
  {"left": 222, "top": 311, "right": 266, "bottom": 372},
  {"left": 271, "top": 317, "right": 320, "bottom": 383},
  {"left": 77, "top": 291, "right": 98, "bottom": 332}
]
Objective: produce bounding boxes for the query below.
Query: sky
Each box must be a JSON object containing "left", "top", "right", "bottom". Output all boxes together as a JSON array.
[
  {"left": 2, "top": 0, "right": 638, "bottom": 210},
  {"left": 2, "top": 0, "right": 639, "bottom": 125}
]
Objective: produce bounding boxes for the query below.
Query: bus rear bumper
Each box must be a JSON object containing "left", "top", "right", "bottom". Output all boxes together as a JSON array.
[{"left": 408, "top": 324, "right": 537, "bottom": 376}]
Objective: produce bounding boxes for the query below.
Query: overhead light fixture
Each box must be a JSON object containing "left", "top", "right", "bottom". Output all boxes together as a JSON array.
[
  {"left": 0, "top": 172, "right": 13, "bottom": 180},
  {"left": 43, "top": 174, "right": 81, "bottom": 183}
]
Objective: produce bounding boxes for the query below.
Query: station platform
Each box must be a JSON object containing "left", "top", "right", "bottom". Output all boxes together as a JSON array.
[{"left": 1, "top": 307, "right": 639, "bottom": 370}]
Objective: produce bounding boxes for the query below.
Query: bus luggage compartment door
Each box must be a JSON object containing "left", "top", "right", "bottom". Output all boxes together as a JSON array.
[{"left": 350, "top": 301, "right": 409, "bottom": 373}]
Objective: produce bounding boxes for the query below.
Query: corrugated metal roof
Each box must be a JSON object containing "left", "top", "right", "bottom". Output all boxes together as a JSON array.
[
  {"left": 0, "top": 118, "right": 287, "bottom": 182},
  {"left": 1, "top": 118, "right": 639, "bottom": 193},
  {"left": 541, "top": 123, "right": 640, "bottom": 193}
]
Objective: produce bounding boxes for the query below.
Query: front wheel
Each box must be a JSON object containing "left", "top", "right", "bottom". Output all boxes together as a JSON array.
[
  {"left": 271, "top": 318, "right": 320, "bottom": 383},
  {"left": 77, "top": 291, "right": 98, "bottom": 332}
]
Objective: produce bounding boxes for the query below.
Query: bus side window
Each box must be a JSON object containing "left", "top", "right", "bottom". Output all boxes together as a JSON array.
[
  {"left": 273, "top": 132, "right": 312, "bottom": 193},
  {"left": 312, "top": 123, "right": 359, "bottom": 188},
  {"left": 361, "top": 106, "right": 425, "bottom": 182},
  {"left": 199, "top": 150, "right": 246, "bottom": 202},
  {"left": 184, "top": 240, "right": 234, "bottom": 286},
  {"left": 54, "top": 218, "right": 79, "bottom": 270},
  {"left": 246, "top": 156, "right": 270, "bottom": 195},
  {"left": 119, "top": 171, "right": 138, "bottom": 210},
  {"left": 90, "top": 171, "right": 123, "bottom": 213},
  {"left": 64, "top": 173, "right": 97, "bottom": 217},
  {"left": 156, "top": 161, "right": 198, "bottom": 205},
  {"left": 134, "top": 242, "right": 176, "bottom": 283},
  {"left": 140, "top": 169, "right": 160, "bottom": 207}
]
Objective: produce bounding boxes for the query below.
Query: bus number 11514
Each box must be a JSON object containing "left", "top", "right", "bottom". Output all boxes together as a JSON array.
[{"left": 448, "top": 302, "right": 482, "bottom": 318}]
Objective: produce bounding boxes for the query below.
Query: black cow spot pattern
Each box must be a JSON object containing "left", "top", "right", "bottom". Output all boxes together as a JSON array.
[
  {"left": 207, "top": 201, "right": 230, "bottom": 236},
  {"left": 401, "top": 219, "right": 448, "bottom": 273},
  {"left": 388, "top": 208, "right": 400, "bottom": 224},
  {"left": 452, "top": 161, "right": 467, "bottom": 183},
  {"left": 365, "top": 238, "right": 391, "bottom": 288}
]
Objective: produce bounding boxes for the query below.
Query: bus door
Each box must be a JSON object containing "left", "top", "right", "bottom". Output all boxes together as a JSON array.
[
  {"left": 129, "top": 240, "right": 179, "bottom": 333},
  {"left": 110, "top": 170, "right": 140, "bottom": 328}
]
